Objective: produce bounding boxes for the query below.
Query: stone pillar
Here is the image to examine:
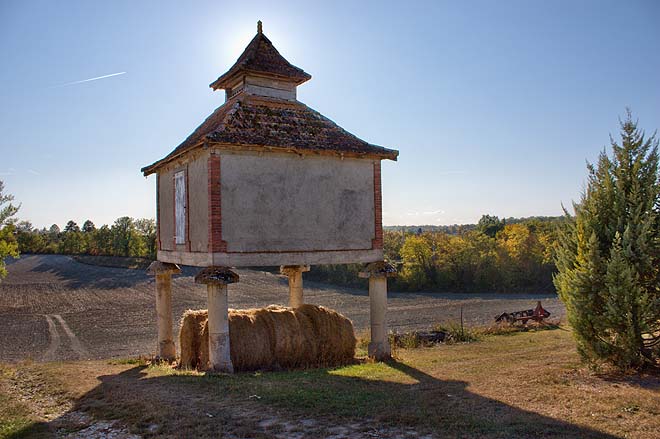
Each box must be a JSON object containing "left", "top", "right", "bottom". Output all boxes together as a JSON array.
[
  {"left": 194, "top": 267, "right": 239, "bottom": 373},
  {"left": 359, "top": 261, "right": 397, "bottom": 361},
  {"left": 280, "top": 265, "right": 310, "bottom": 308},
  {"left": 146, "top": 261, "right": 181, "bottom": 361}
]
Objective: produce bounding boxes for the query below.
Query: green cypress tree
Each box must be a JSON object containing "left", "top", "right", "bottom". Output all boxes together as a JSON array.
[{"left": 554, "top": 111, "right": 660, "bottom": 370}]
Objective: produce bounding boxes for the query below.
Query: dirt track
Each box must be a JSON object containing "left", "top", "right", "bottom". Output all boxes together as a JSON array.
[{"left": 0, "top": 255, "right": 565, "bottom": 363}]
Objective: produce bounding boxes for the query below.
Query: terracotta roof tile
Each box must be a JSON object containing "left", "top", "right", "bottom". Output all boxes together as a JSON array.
[
  {"left": 141, "top": 95, "right": 398, "bottom": 175},
  {"left": 210, "top": 30, "right": 310, "bottom": 90}
]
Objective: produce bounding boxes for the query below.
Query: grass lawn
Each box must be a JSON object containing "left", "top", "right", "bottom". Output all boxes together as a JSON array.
[{"left": 1, "top": 328, "right": 658, "bottom": 438}]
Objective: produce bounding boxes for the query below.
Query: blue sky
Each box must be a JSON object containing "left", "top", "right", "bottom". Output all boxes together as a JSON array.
[{"left": 1, "top": 0, "right": 659, "bottom": 228}]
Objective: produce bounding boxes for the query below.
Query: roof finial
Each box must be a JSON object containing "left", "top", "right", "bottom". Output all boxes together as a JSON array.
[{"left": 257, "top": 20, "right": 263, "bottom": 34}]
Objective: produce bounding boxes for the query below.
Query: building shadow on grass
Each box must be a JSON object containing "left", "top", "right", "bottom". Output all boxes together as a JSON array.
[{"left": 9, "top": 359, "right": 623, "bottom": 439}]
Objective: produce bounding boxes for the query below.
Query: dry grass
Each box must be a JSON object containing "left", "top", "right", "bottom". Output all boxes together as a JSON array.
[
  {"left": 179, "top": 304, "right": 356, "bottom": 371},
  {"left": 2, "top": 329, "right": 658, "bottom": 438},
  {"left": 373, "top": 320, "right": 560, "bottom": 354},
  {"left": 0, "top": 365, "right": 44, "bottom": 438}
]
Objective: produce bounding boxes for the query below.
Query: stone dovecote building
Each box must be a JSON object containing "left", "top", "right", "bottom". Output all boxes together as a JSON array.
[{"left": 142, "top": 22, "right": 399, "bottom": 372}]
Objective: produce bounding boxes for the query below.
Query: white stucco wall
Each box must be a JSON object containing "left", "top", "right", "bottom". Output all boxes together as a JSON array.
[
  {"left": 220, "top": 152, "right": 375, "bottom": 253},
  {"left": 157, "top": 151, "right": 209, "bottom": 252}
]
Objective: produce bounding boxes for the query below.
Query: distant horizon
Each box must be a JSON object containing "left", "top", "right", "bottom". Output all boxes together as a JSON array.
[{"left": 17, "top": 213, "right": 566, "bottom": 231}]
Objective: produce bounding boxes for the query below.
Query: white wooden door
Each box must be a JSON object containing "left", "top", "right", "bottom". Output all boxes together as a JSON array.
[{"left": 174, "top": 171, "right": 186, "bottom": 245}]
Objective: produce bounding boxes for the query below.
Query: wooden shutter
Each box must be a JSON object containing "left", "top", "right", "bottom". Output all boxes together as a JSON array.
[{"left": 174, "top": 171, "right": 186, "bottom": 245}]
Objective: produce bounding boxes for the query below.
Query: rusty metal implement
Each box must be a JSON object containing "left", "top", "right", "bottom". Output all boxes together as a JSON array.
[{"left": 495, "top": 301, "right": 550, "bottom": 324}]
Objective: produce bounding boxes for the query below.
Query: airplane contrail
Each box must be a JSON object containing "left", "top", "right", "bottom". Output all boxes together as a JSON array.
[{"left": 51, "top": 71, "right": 126, "bottom": 88}]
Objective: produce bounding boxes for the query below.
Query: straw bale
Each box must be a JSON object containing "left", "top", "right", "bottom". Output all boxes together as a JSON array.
[
  {"left": 178, "top": 304, "right": 355, "bottom": 371},
  {"left": 179, "top": 309, "right": 208, "bottom": 369}
]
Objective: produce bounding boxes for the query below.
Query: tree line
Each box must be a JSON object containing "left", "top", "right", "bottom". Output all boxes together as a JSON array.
[
  {"left": 308, "top": 215, "right": 564, "bottom": 293},
  {"left": 12, "top": 208, "right": 562, "bottom": 294},
  {"left": 14, "top": 217, "right": 157, "bottom": 259}
]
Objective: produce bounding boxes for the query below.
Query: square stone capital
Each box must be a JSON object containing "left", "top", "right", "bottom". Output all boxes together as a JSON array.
[
  {"left": 358, "top": 261, "right": 397, "bottom": 279},
  {"left": 280, "top": 265, "right": 311, "bottom": 276},
  {"left": 146, "top": 261, "right": 181, "bottom": 276},
  {"left": 195, "top": 266, "right": 239, "bottom": 285}
]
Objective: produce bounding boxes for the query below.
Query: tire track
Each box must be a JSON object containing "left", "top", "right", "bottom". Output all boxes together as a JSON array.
[
  {"left": 41, "top": 314, "right": 89, "bottom": 360},
  {"left": 52, "top": 314, "right": 90, "bottom": 359},
  {"left": 42, "top": 315, "right": 61, "bottom": 361}
]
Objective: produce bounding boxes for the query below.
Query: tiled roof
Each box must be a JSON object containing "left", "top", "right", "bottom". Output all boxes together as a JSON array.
[
  {"left": 141, "top": 94, "right": 398, "bottom": 175},
  {"left": 209, "top": 27, "right": 311, "bottom": 90}
]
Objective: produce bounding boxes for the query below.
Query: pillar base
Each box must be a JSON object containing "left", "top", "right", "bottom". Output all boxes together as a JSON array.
[
  {"left": 158, "top": 340, "right": 176, "bottom": 362},
  {"left": 368, "top": 341, "right": 391, "bottom": 361},
  {"left": 208, "top": 333, "right": 233, "bottom": 373}
]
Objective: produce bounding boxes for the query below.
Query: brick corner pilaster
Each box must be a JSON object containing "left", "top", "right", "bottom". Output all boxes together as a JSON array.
[
  {"left": 372, "top": 161, "right": 383, "bottom": 250},
  {"left": 208, "top": 155, "right": 228, "bottom": 252}
]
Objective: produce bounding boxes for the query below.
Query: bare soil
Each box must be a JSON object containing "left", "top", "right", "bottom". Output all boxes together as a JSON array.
[{"left": 0, "top": 255, "right": 565, "bottom": 363}]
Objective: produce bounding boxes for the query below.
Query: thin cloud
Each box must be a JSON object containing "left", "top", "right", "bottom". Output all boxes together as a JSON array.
[
  {"left": 50, "top": 72, "right": 126, "bottom": 88},
  {"left": 27, "top": 169, "right": 41, "bottom": 176}
]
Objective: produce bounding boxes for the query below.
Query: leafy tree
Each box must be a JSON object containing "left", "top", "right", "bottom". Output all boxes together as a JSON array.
[
  {"left": 554, "top": 112, "right": 660, "bottom": 369},
  {"left": 80, "top": 220, "right": 96, "bottom": 253},
  {"left": 134, "top": 218, "right": 157, "bottom": 258},
  {"left": 112, "top": 216, "right": 141, "bottom": 257},
  {"left": 383, "top": 230, "right": 405, "bottom": 262},
  {"left": 498, "top": 223, "right": 552, "bottom": 290},
  {"left": 477, "top": 214, "right": 505, "bottom": 238},
  {"left": 60, "top": 220, "right": 84, "bottom": 254},
  {"left": 93, "top": 225, "right": 114, "bottom": 255},
  {"left": 0, "top": 181, "right": 19, "bottom": 278},
  {"left": 82, "top": 220, "right": 96, "bottom": 233},
  {"left": 64, "top": 220, "right": 80, "bottom": 233},
  {"left": 48, "top": 224, "right": 61, "bottom": 241},
  {"left": 0, "top": 181, "right": 19, "bottom": 227},
  {"left": 440, "top": 231, "right": 501, "bottom": 292},
  {"left": 16, "top": 221, "right": 45, "bottom": 254},
  {"left": 59, "top": 231, "right": 84, "bottom": 254},
  {"left": 400, "top": 234, "right": 435, "bottom": 289}
]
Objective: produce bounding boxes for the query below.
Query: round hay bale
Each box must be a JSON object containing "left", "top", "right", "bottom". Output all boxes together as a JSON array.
[
  {"left": 179, "top": 309, "right": 208, "bottom": 369},
  {"left": 268, "top": 307, "right": 308, "bottom": 368},
  {"left": 229, "top": 309, "right": 273, "bottom": 371},
  {"left": 297, "top": 304, "right": 356, "bottom": 365},
  {"left": 178, "top": 304, "right": 355, "bottom": 371},
  {"left": 294, "top": 309, "right": 319, "bottom": 367}
]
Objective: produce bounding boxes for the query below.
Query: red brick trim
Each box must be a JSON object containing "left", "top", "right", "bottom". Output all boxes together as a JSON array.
[
  {"left": 208, "top": 155, "right": 228, "bottom": 252},
  {"left": 156, "top": 174, "right": 161, "bottom": 250},
  {"left": 372, "top": 160, "right": 383, "bottom": 249}
]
